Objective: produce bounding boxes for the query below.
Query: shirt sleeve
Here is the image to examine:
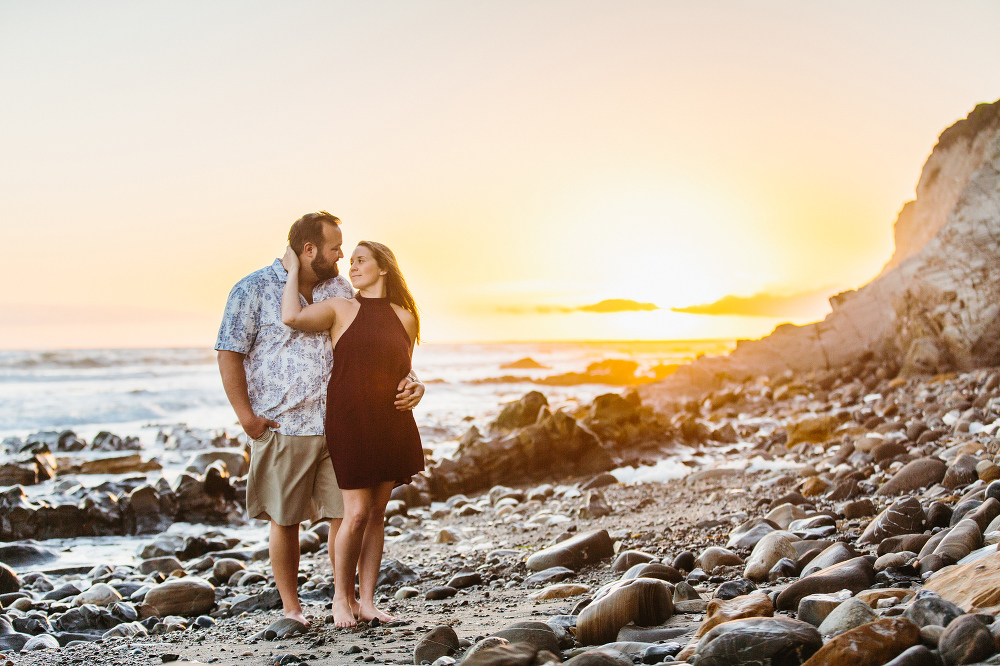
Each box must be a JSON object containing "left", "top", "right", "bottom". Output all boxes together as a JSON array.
[
  {"left": 314, "top": 275, "right": 354, "bottom": 301},
  {"left": 215, "top": 280, "right": 261, "bottom": 354}
]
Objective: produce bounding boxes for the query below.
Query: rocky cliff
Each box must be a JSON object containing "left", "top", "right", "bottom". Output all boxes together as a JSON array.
[{"left": 642, "top": 99, "right": 1000, "bottom": 405}]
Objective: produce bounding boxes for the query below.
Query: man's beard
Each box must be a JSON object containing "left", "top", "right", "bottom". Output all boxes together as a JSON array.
[{"left": 311, "top": 254, "right": 339, "bottom": 281}]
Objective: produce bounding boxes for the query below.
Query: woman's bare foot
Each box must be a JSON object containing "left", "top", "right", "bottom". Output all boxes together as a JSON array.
[
  {"left": 351, "top": 599, "right": 361, "bottom": 618},
  {"left": 358, "top": 604, "right": 395, "bottom": 623},
  {"left": 332, "top": 598, "right": 357, "bottom": 628},
  {"left": 283, "top": 609, "right": 310, "bottom": 627}
]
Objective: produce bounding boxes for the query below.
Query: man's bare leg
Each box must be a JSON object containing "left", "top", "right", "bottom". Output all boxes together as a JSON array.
[
  {"left": 357, "top": 481, "right": 395, "bottom": 623},
  {"left": 332, "top": 490, "right": 371, "bottom": 627},
  {"left": 325, "top": 518, "right": 359, "bottom": 617},
  {"left": 270, "top": 521, "right": 307, "bottom": 625}
]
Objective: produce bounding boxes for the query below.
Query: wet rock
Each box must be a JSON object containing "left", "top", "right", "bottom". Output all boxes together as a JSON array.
[
  {"left": 227, "top": 588, "right": 281, "bottom": 615},
  {"left": 875, "top": 551, "right": 917, "bottom": 571},
  {"left": 857, "top": 497, "right": 926, "bottom": 545},
  {"left": 776, "top": 556, "right": 876, "bottom": 612},
  {"left": 579, "top": 490, "right": 612, "bottom": 519},
  {"left": 618, "top": 625, "right": 688, "bottom": 642},
  {"left": 695, "top": 593, "right": 774, "bottom": 638},
  {"left": 621, "top": 562, "right": 682, "bottom": 583},
  {"left": 298, "top": 530, "right": 320, "bottom": 554},
  {"left": 672, "top": 551, "right": 695, "bottom": 573},
  {"left": 376, "top": 558, "right": 418, "bottom": 589},
  {"left": 937, "top": 613, "right": 995, "bottom": 665},
  {"left": 577, "top": 578, "right": 672, "bottom": 645},
  {"left": 103, "top": 621, "right": 148, "bottom": 639},
  {"left": 0, "top": 542, "right": 58, "bottom": 567},
  {"left": 878, "top": 533, "right": 933, "bottom": 557},
  {"left": 726, "top": 518, "right": 779, "bottom": 550},
  {"left": 903, "top": 591, "right": 964, "bottom": 628},
  {"left": 697, "top": 547, "right": 743, "bottom": 573},
  {"left": 800, "top": 542, "right": 857, "bottom": 578},
  {"left": 692, "top": 616, "right": 822, "bottom": 666},
  {"left": 528, "top": 584, "right": 591, "bottom": 600},
  {"left": 425, "top": 586, "right": 458, "bottom": 600},
  {"left": 714, "top": 578, "right": 757, "bottom": 600},
  {"left": 672, "top": 581, "right": 702, "bottom": 602},
  {"left": 877, "top": 458, "right": 947, "bottom": 496},
  {"left": 185, "top": 449, "right": 249, "bottom": 478},
  {"left": 768, "top": 558, "right": 798, "bottom": 581},
  {"left": 562, "top": 648, "right": 631, "bottom": 666},
  {"left": 447, "top": 571, "right": 483, "bottom": 589},
  {"left": 414, "top": 625, "right": 460, "bottom": 665},
  {"left": 0, "top": 617, "right": 31, "bottom": 652},
  {"left": 463, "top": 642, "right": 538, "bottom": 666},
  {"left": 966, "top": 496, "right": 1000, "bottom": 532},
  {"left": 843, "top": 498, "right": 876, "bottom": 519},
  {"left": 0, "top": 563, "right": 20, "bottom": 594},
  {"left": 881, "top": 645, "right": 938, "bottom": 666},
  {"left": 580, "top": 473, "right": 618, "bottom": 490},
  {"left": 942, "top": 454, "right": 980, "bottom": 490},
  {"left": 764, "top": 503, "right": 809, "bottom": 530},
  {"left": 797, "top": 590, "right": 853, "bottom": 627},
  {"left": 826, "top": 478, "right": 860, "bottom": 501},
  {"left": 611, "top": 550, "right": 654, "bottom": 572},
  {"left": 491, "top": 621, "right": 561, "bottom": 655},
  {"left": 524, "top": 567, "right": 575, "bottom": 588},
  {"left": 526, "top": 529, "right": 614, "bottom": 572},
  {"left": 920, "top": 519, "right": 982, "bottom": 572},
  {"left": 74, "top": 583, "right": 122, "bottom": 606},
  {"left": 744, "top": 533, "right": 797, "bottom": 582},
  {"left": 22, "top": 633, "right": 60, "bottom": 651},
  {"left": 138, "top": 557, "right": 184, "bottom": 576},
  {"left": 213, "top": 558, "right": 245, "bottom": 581},
  {"left": 816, "top": 597, "right": 878, "bottom": 637},
  {"left": 140, "top": 577, "right": 215, "bottom": 618},
  {"left": 801, "top": 617, "right": 920, "bottom": 666}
]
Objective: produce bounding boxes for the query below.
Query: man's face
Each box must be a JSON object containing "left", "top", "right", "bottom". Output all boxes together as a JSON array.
[{"left": 309, "top": 223, "right": 344, "bottom": 281}]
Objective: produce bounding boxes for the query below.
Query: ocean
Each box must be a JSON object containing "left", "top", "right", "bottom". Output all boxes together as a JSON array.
[
  {"left": 0, "top": 341, "right": 735, "bottom": 451},
  {"left": 0, "top": 340, "right": 742, "bottom": 570}
]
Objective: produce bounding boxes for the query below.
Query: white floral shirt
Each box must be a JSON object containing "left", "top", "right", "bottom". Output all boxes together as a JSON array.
[{"left": 215, "top": 259, "right": 354, "bottom": 436}]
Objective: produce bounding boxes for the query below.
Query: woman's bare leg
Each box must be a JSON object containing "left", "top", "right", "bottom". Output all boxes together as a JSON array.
[
  {"left": 357, "top": 481, "right": 396, "bottom": 622},
  {"left": 325, "top": 518, "right": 359, "bottom": 617},
  {"left": 332, "top": 489, "right": 373, "bottom": 627}
]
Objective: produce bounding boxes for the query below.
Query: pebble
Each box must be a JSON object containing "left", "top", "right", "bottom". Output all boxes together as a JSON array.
[
  {"left": 576, "top": 578, "right": 672, "bottom": 645},
  {"left": 526, "top": 530, "right": 614, "bottom": 572},
  {"left": 776, "top": 556, "right": 876, "bottom": 611},
  {"left": 797, "top": 589, "right": 853, "bottom": 626},
  {"left": 689, "top": 616, "right": 822, "bottom": 665},
  {"left": 697, "top": 547, "right": 743, "bottom": 573},
  {"left": 528, "top": 584, "right": 591, "bottom": 600},
  {"left": 414, "top": 625, "right": 460, "bottom": 665},
  {"left": 425, "top": 586, "right": 458, "bottom": 600},
  {"left": 695, "top": 593, "right": 774, "bottom": 638},
  {"left": 816, "top": 596, "right": 878, "bottom": 637},
  {"left": 802, "top": 617, "right": 920, "bottom": 666},
  {"left": 937, "top": 613, "right": 995, "bottom": 665},
  {"left": 141, "top": 577, "right": 215, "bottom": 617},
  {"left": 744, "top": 532, "right": 796, "bottom": 581}
]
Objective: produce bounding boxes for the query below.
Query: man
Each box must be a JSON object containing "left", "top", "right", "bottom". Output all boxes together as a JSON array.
[{"left": 216, "top": 211, "right": 424, "bottom": 626}]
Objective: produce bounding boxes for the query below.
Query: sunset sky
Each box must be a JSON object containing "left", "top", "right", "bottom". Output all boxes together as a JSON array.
[{"left": 2, "top": 2, "right": 999, "bottom": 348}]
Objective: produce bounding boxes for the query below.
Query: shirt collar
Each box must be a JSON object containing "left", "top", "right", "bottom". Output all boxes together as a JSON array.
[{"left": 270, "top": 259, "right": 287, "bottom": 282}]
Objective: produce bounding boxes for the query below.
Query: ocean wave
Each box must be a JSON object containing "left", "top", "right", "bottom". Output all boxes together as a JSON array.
[{"left": 0, "top": 348, "right": 217, "bottom": 371}]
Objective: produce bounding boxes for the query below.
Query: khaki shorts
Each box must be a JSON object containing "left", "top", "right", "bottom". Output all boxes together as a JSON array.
[{"left": 246, "top": 430, "right": 344, "bottom": 525}]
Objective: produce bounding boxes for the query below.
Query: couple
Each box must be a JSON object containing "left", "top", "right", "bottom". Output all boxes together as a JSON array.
[{"left": 215, "top": 211, "right": 425, "bottom": 628}]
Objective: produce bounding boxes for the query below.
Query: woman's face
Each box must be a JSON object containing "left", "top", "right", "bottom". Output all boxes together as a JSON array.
[{"left": 349, "top": 245, "right": 385, "bottom": 290}]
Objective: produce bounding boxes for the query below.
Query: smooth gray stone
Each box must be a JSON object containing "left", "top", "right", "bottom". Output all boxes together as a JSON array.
[{"left": 693, "top": 617, "right": 822, "bottom": 666}]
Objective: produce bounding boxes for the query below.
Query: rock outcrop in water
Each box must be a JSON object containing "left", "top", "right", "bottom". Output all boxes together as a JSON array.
[{"left": 642, "top": 99, "right": 1000, "bottom": 405}]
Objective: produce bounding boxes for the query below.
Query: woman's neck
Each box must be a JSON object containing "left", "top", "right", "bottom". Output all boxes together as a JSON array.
[{"left": 358, "top": 281, "right": 386, "bottom": 298}]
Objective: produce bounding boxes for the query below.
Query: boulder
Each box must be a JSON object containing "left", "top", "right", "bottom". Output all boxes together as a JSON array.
[{"left": 140, "top": 578, "right": 215, "bottom": 618}]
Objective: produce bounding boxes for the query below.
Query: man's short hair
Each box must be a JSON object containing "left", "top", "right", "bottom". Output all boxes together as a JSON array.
[{"left": 288, "top": 211, "right": 341, "bottom": 254}]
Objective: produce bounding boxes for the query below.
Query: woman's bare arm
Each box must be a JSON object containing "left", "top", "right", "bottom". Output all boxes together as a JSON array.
[{"left": 281, "top": 246, "right": 338, "bottom": 331}]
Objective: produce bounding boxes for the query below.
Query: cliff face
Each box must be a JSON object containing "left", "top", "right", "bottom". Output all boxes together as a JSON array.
[{"left": 642, "top": 99, "right": 1000, "bottom": 403}]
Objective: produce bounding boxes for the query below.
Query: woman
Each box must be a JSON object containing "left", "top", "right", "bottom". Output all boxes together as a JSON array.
[{"left": 281, "top": 240, "right": 424, "bottom": 627}]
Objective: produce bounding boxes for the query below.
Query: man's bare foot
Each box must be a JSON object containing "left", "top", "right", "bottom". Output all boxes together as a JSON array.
[
  {"left": 283, "top": 609, "right": 309, "bottom": 627},
  {"left": 358, "top": 605, "right": 395, "bottom": 623},
  {"left": 332, "top": 598, "right": 357, "bottom": 628}
]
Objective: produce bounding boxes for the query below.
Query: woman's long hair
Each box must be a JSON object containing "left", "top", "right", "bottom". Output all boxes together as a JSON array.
[{"left": 357, "top": 240, "right": 420, "bottom": 343}]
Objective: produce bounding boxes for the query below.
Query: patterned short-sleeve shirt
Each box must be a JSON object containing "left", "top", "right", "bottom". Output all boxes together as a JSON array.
[{"left": 215, "top": 259, "right": 354, "bottom": 436}]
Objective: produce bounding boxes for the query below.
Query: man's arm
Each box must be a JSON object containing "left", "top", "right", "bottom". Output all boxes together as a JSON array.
[
  {"left": 217, "top": 350, "right": 278, "bottom": 439},
  {"left": 394, "top": 371, "right": 425, "bottom": 411}
]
